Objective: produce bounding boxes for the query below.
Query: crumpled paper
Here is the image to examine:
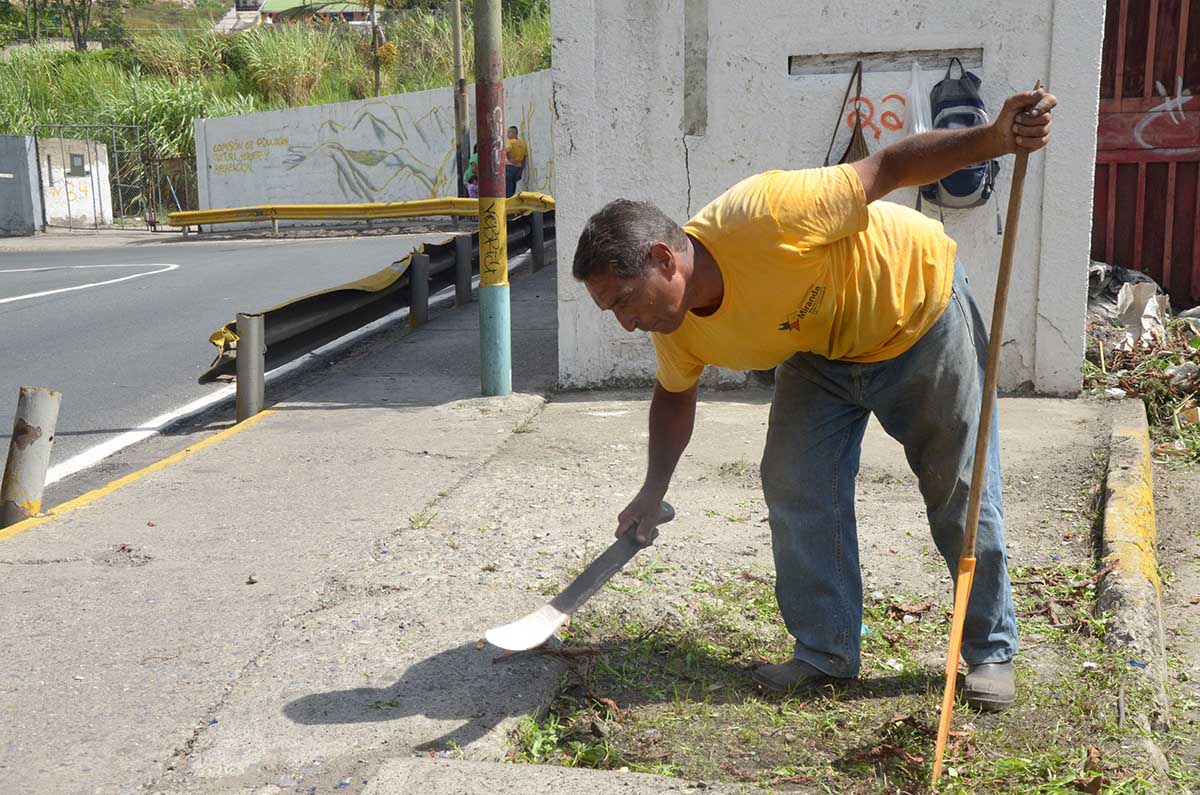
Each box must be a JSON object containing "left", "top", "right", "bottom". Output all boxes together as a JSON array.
[{"left": 1115, "top": 281, "right": 1170, "bottom": 350}]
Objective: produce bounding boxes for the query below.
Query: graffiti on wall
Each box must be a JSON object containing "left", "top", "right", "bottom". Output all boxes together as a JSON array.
[
  {"left": 280, "top": 97, "right": 555, "bottom": 202},
  {"left": 199, "top": 71, "right": 556, "bottom": 207},
  {"left": 283, "top": 102, "right": 455, "bottom": 202},
  {"left": 1133, "top": 77, "right": 1198, "bottom": 153},
  {"left": 846, "top": 94, "right": 907, "bottom": 141},
  {"left": 211, "top": 136, "right": 290, "bottom": 175},
  {"left": 48, "top": 179, "right": 91, "bottom": 204}
]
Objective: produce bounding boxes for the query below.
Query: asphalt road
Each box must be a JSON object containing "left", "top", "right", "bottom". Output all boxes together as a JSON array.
[{"left": 0, "top": 232, "right": 447, "bottom": 502}]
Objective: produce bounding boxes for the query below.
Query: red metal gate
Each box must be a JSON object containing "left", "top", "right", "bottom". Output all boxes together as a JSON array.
[{"left": 1093, "top": 0, "right": 1200, "bottom": 307}]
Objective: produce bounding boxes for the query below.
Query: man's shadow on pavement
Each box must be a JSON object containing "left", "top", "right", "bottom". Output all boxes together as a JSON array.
[
  {"left": 283, "top": 638, "right": 935, "bottom": 754},
  {"left": 283, "top": 640, "right": 559, "bottom": 753}
]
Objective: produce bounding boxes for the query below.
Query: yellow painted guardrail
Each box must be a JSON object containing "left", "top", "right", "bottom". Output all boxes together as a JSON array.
[{"left": 167, "top": 192, "right": 556, "bottom": 228}]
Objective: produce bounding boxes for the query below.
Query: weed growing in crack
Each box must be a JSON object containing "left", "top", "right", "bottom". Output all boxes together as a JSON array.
[{"left": 409, "top": 510, "right": 437, "bottom": 530}]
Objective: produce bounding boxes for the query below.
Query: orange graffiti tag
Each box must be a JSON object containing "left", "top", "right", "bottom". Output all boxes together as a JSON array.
[{"left": 847, "top": 94, "right": 908, "bottom": 140}]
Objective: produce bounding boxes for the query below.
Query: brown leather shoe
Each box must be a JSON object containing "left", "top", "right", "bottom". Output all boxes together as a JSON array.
[
  {"left": 964, "top": 661, "right": 1015, "bottom": 712},
  {"left": 751, "top": 659, "right": 849, "bottom": 693}
]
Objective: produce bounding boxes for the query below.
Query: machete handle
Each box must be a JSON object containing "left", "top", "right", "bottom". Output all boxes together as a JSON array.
[{"left": 631, "top": 501, "right": 675, "bottom": 548}]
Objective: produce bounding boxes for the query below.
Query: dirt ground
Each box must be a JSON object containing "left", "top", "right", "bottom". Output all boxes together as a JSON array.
[
  {"left": 502, "top": 395, "right": 1196, "bottom": 793},
  {"left": 1155, "top": 461, "right": 1200, "bottom": 791}
]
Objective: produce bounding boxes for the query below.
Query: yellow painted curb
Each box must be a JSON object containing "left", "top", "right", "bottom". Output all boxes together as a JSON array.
[
  {"left": 1098, "top": 399, "right": 1172, "bottom": 739},
  {"left": 0, "top": 410, "right": 275, "bottom": 544},
  {"left": 1103, "top": 402, "right": 1160, "bottom": 592}
]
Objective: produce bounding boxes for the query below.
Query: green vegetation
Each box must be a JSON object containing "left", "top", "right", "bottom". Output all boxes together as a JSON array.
[
  {"left": 122, "top": 0, "right": 231, "bottom": 33},
  {"left": 508, "top": 560, "right": 1200, "bottom": 793},
  {"left": 0, "top": 0, "right": 550, "bottom": 159},
  {"left": 1083, "top": 317, "right": 1200, "bottom": 463}
]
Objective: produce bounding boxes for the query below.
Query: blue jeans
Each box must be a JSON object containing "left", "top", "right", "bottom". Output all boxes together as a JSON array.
[
  {"left": 760, "top": 262, "right": 1018, "bottom": 677},
  {"left": 505, "top": 164, "right": 523, "bottom": 197}
]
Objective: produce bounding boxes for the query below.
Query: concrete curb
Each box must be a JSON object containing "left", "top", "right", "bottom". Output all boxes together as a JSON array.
[{"left": 1096, "top": 399, "right": 1171, "bottom": 760}]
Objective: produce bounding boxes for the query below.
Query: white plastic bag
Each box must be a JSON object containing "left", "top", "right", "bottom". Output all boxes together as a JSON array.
[{"left": 903, "top": 61, "right": 933, "bottom": 136}]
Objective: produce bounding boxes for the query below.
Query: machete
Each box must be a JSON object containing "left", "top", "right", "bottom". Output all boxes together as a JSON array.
[{"left": 485, "top": 501, "right": 675, "bottom": 651}]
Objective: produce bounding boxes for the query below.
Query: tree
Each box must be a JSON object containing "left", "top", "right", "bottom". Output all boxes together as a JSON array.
[
  {"left": 22, "top": 0, "right": 43, "bottom": 41},
  {"left": 47, "top": 0, "right": 123, "bottom": 50},
  {"left": 54, "top": 0, "right": 93, "bottom": 50}
]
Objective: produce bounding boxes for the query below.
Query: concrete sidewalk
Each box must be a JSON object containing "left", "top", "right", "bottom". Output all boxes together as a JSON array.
[{"left": 0, "top": 263, "right": 1113, "bottom": 794}]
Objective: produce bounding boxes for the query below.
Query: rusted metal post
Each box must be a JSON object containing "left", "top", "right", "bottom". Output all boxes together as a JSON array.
[
  {"left": 1, "top": 387, "right": 62, "bottom": 528},
  {"left": 236, "top": 313, "right": 265, "bottom": 422},
  {"left": 474, "top": 0, "right": 510, "bottom": 396},
  {"left": 455, "top": 234, "right": 472, "bottom": 305},
  {"left": 410, "top": 251, "right": 430, "bottom": 327},
  {"left": 451, "top": 0, "right": 470, "bottom": 197},
  {"left": 530, "top": 211, "right": 545, "bottom": 272}
]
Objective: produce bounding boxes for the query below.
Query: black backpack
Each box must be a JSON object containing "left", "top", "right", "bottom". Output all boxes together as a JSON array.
[{"left": 918, "top": 58, "right": 1003, "bottom": 232}]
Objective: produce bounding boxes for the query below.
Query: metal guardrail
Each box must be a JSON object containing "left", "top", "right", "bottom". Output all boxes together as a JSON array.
[
  {"left": 167, "top": 192, "right": 556, "bottom": 230},
  {"left": 200, "top": 210, "right": 555, "bottom": 383}
]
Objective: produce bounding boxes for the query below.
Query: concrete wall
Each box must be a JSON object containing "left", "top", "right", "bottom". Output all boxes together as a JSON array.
[
  {"left": 553, "top": 0, "right": 1104, "bottom": 395},
  {"left": 195, "top": 70, "right": 554, "bottom": 215},
  {"left": 0, "top": 136, "right": 42, "bottom": 237},
  {"left": 39, "top": 138, "right": 113, "bottom": 227}
]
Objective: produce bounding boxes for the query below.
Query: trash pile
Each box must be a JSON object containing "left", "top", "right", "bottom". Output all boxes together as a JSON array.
[{"left": 1085, "top": 262, "right": 1200, "bottom": 461}]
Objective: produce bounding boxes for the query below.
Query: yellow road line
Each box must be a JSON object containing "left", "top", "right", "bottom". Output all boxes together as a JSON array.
[{"left": 0, "top": 410, "right": 274, "bottom": 544}]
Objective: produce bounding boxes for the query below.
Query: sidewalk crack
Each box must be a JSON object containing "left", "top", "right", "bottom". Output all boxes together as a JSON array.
[
  {"left": 682, "top": 136, "right": 694, "bottom": 216},
  {"left": 0, "top": 556, "right": 85, "bottom": 565}
]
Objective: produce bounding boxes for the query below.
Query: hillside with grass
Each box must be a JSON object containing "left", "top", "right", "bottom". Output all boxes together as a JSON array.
[{"left": 0, "top": 0, "right": 549, "bottom": 160}]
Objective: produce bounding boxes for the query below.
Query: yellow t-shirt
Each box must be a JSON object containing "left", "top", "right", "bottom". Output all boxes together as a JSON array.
[
  {"left": 653, "top": 164, "right": 956, "bottom": 392},
  {"left": 506, "top": 138, "right": 528, "bottom": 167}
]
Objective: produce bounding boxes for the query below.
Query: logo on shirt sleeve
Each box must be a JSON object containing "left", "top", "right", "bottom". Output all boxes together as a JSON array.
[{"left": 777, "top": 285, "right": 826, "bottom": 331}]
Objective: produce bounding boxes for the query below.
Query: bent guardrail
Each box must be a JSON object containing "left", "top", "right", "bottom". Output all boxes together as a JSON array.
[{"left": 200, "top": 210, "right": 555, "bottom": 383}]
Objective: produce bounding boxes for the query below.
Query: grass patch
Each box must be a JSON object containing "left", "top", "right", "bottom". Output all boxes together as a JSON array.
[
  {"left": 123, "top": 0, "right": 232, "bottom": 33},
  {"left": 508, "top": 565, "right": 1197, "bottom": 793}
]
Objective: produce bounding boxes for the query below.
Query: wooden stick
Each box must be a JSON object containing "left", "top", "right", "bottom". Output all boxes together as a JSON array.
[{"left": 932, "top": 80, "right": 1043, "bottom": 785}]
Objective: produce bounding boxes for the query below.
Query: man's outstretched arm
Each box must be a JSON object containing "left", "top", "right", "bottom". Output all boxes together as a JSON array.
[
  {"left": 851, "top": 89, "right": 1057, "bottom": 204},
  {"left": 617, "top": 380, "right": 698, "bottom": 545}
]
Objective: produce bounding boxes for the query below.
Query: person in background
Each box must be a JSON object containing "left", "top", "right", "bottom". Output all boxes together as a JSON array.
[
  {"left": 504, "top": 126, "right": 527, "bottom": 198},
  {"left": 464, "top": 144, "right": 479, "bottom": 199}
]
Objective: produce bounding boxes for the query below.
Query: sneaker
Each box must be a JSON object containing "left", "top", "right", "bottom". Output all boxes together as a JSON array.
[
  {"left": 963, "top": 661, "right": 1015, "bottom": 712},
  {"left": 751, "top": 659, "right": 848, "bottom": 693}
]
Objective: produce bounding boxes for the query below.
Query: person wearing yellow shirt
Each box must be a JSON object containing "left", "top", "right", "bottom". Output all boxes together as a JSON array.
[
  {"left": 574, "top": 88, "right": 1057, "bottom": 713},
  {"left": 505, "top": 125, "right": 528, "bottom": 198}
]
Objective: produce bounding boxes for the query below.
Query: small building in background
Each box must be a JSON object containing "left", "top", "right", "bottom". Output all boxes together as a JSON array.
[
  {"left": 38, "top": 137, "right": 114, "bottom": 227},
  {"left": 0, "top": 135, "right": 116, "bottom": 235}
]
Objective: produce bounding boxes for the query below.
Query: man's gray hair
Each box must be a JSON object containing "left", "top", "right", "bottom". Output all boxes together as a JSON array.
[{"left": 572, "top": 199, "right": 688, "bottom": 281}]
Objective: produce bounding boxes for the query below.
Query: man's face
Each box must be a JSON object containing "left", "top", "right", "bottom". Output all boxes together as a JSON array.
[
  {"left": 507, "top": 129, "right": 517, "bottom": 140},
  {"left": 585, "top": 250, "right": 687, "bottom": 334}
]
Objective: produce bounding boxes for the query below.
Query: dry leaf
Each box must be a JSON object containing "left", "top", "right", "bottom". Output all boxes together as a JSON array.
[{"left": 1070, "top": 774, "right": 1108, "bottom": 794}]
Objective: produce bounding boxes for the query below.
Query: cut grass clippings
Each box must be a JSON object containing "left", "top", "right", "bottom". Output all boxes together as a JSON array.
[{"left": 506, "top": 564, "right": 1198, "bottom": 793}]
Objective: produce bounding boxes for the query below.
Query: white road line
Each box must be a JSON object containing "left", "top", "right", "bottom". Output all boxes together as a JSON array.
[
  {"left": 0, "top": 263, "right": 179, "bottom": 305},
  {"left": 44, "top": 268, "right": 494, "bottom": 487}
]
